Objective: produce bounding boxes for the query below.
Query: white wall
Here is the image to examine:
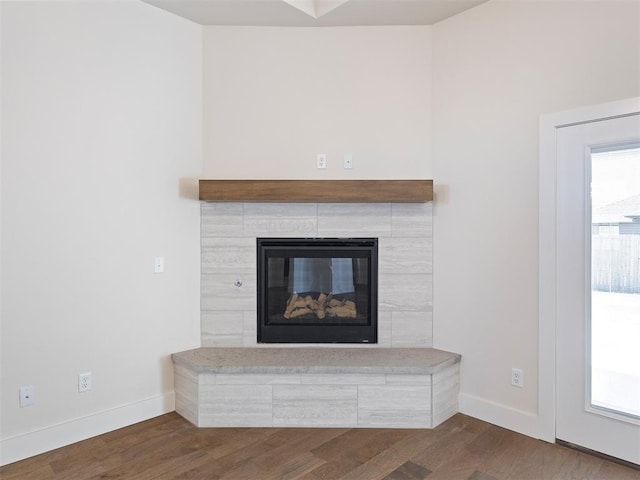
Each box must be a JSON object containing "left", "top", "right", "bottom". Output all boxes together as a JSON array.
[
  {"left": 0, "top": 1, "right": 202, "bottom": 464},
  {"left": 203, "top": 26, "right": 432, "bottom": 179},
  {"left": 432, "top": 0, "right": 640, "bottom": 437}
]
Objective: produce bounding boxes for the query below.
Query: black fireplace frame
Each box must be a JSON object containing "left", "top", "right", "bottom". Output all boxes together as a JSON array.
[{"left": 257, "top": 238, "right": 378, "bottom": 344}]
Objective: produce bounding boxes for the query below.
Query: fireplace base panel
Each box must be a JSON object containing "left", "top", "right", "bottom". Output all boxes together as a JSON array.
[{"left": 172, "top": 347, "right": 460, "bottom": 428}]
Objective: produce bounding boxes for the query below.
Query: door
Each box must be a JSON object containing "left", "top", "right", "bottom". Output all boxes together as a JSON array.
[{"left": 555, "top": 111, "right": 640, "bottom": 465}]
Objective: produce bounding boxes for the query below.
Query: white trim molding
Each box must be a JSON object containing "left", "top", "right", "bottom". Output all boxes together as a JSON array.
[
  {"left": 0, "top": 393, "right": 175, "bottom": 466},
  {"left": 538, "top": 96, "right": 640, "bottom": 443},
  {"left": 459, "top": 393, "right": 541, "bottom": 439}
]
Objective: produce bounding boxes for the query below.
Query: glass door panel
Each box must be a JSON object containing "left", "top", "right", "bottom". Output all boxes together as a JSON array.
[{"left": 590, "top": 146, "right": 640, "bottom": 420}]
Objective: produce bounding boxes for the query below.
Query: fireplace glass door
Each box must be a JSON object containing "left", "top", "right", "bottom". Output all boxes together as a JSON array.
[{"left": 257, "top": 238, "right": 377, "bottom": 343}]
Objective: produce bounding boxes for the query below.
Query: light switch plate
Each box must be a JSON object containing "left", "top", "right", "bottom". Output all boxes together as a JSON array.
[{"left": 154, "top": 256, "right": 165, "bottom": 273}]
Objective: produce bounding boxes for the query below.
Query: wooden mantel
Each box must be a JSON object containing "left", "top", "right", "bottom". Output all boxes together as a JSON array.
[{"left": 199, "top": 180, "right": 433, "bottom": 203}]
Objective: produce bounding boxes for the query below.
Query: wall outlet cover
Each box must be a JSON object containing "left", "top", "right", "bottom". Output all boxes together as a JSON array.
[
  {"left": 79, "top": 372, "right": 92, "bottom": 392},
  {"left": 19, "top": 385, "right": 35, "bottom": 407}
]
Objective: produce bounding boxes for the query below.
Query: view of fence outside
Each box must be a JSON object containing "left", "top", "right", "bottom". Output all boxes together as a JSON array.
[{"left": 592, "top": 236, "right": 640, "bottom": 294}]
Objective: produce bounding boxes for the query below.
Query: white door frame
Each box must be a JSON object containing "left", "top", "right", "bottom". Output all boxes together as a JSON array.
[{"left": 539, "top": 96, "right": 640, "bottom": 443}]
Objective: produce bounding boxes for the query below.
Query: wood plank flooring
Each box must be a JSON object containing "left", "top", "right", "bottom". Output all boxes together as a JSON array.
[{"left": 1, "top": 412, "right": 638, "bottom": 480}]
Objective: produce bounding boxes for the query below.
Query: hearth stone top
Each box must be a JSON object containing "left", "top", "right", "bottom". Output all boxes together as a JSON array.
[{"left": 172, "top": 347, "right": 460, "bottom": 375}]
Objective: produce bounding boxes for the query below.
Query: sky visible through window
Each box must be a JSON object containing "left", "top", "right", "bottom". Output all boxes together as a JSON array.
[{"left": 591, "top": 146, "right": 640, "bottom": 209}]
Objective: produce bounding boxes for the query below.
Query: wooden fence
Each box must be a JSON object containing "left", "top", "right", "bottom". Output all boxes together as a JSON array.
[{"left": 592, "top": 235, "right": 640, "bottom": 294}]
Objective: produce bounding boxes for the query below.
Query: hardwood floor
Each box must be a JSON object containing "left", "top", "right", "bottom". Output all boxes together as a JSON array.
[{"left": 1, "top": 412, "right": 638, "bottom": 479}]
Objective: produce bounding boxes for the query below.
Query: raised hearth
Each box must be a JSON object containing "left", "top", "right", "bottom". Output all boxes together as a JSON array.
[{"left": 173, "top": 347, "right": 460, "bottom": 428}]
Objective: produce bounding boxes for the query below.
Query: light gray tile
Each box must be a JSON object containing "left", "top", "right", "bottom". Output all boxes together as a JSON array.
[
  {"left": 243, "top": 315, "right": 258, "bottom": 346},
  {"left": 379, "top": 274, "right": 433, "bottom": 312},
  {"left": 385, "top": 374, "right": 432, "bottom": 386},
  {"left": 273, "top": 385, "right": 357, "bottom": 426},
  {"left": 243, "top": 203, "right": 317, "bottom": 237},
  {"left": 201, "top": 334, "right": 244, "bottom": 347},
  {"left": 378, "top": 237, "right": 432, "bottom": 275},
  {"left": 391, "top": 311, "right": 433, "bottom": 347},
  {"left": 201, "top": 311, "right": 244, "bottom": 347},
  {"left": 433, "top": 372, "right": 459, "bottom": 408},
  {"left": 432, "top": 402, "right": 458, "bottom": 428},
  {"left": 201, "top": 202, "right": 243, "bottom": 237},
  {"left": 317, "top": 203, "right": 392, "bottom": 237},
  {"left": 201, "top": 274, "right": 256, "bottom": 311},
  {"left": 433, "top": 380, "right": 458, "bottom": 413},
  {"left": 174, "top": 371, "right": 198, "bottom": 402},
  {"left": 432, "top": 365, "right": 459, "bottom": 427},
  {"left": 215, "top": 374, "right": 301, "bottom": 385},
  {"left": 174, "top": 364, "right": 198, "bottom": 384},
  {"left": 300, "top": 374, "right": 385, "bottom": 385},
  {"left": 200, "top": 373, "right": 216, "bottom": 385},
  {"left": 175, "top": 393, "right": 198, "bottom": 426},
  {"left": 201, "top": 237, "right": 255, "bottom": 274},
  {"left": 432, "top": 363, "right": 459, "bottom": 385},
  {"left": 391, "top": 203, "right": 432, "bottom": 238},
  {"left": 174, "top": 370, "right": 198, "bottom": 425},
  {"left": 377, "top": 311, "right": 392, "bottom": 347},
  {"left": 432, "top": 391, "right": 459, "bottom": 427},
  {"left": 241, "top": 310, "right": 258, "bottom": 345},
  {"left": 358, "top": 385, "right": 431, "bottom": 428},
  {"left": 199, "top": 385, "right": 273, "bottom": 427},
  {"left": 199, "top": 199, "right": 436, "bottom": 353}
]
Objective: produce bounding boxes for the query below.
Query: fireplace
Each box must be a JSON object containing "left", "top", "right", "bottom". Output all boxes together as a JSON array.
[{"left": 257, "top": 238, "right": 378, "bottom": 343}]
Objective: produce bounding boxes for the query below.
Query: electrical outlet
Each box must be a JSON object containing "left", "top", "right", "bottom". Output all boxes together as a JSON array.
[
  {"left": 19, "top": 385, "right": 35, "bottom": 407},
  {"left": 343, "top": 154, "right": 353, "bottom": 169},
  {"left": 317, "top": 154, "right": 327, "bottom": 169},
  {"left": 154, "top": 256, "right": 165, "bottom": 273},
  {"left": 79, "top": 372, "right": 92, "bottom": 392},
  {"left": 511, "top": 368, "right": 523, "bottom": 387}
]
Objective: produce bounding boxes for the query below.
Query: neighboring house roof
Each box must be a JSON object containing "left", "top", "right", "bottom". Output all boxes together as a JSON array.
[{"left": 593, "top": 194, "right": 640, "bottom": 224}]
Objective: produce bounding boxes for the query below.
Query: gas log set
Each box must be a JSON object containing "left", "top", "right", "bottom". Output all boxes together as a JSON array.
[{"left": 283, "top": 293, "right": 357, "bottom": 320}]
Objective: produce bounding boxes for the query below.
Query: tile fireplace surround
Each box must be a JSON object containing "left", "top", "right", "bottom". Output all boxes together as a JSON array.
[
  {"left": 200, "top": 201, "right": 433, "bottom": 347},
  {"left": 172, "top": 200, "right": 461, "bottom": 428}
]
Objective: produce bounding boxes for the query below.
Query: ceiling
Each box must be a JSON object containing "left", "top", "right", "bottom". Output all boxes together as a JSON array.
[{"left": 142, "top": 0, "right": 488, "bottom": 27}]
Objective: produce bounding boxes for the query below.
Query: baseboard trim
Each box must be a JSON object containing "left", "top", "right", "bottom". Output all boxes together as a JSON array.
[
  {"left": 459, "top": 392, "right": 542, "bottom": 440},
  {"left": 0, "top": 392, "right": 175, "bottom": 466}
]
